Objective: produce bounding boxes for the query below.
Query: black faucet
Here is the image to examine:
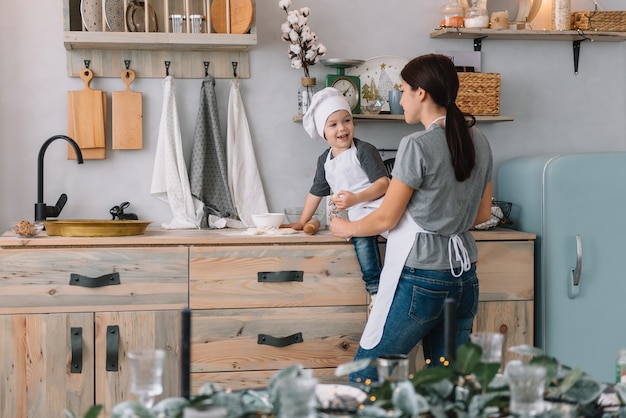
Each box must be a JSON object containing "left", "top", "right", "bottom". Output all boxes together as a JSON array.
[{"left": 35, "top": 135, "right": 84, "bottom": 222}]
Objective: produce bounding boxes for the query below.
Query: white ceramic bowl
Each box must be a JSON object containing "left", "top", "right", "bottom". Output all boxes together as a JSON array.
[{"left": 250, "top": 213, "right": 285, "bottom": 228}]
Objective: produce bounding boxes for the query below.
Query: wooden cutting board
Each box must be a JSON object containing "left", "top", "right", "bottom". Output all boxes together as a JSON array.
[
  {"left": 112, "top": 69, "right": 143, "bottom": 150},
  {"left": 210, "top": 0, "right": 254, "bottom": 34},
  {"left": 67, "top": 67, "right": 106, "bottom": 160}
]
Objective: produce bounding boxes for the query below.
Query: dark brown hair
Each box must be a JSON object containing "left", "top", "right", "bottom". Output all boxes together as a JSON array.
[{"left": 400, "top": 54, "right": 476, "bottom": 181}]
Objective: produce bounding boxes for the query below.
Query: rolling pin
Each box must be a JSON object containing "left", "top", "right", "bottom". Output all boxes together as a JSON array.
[{"left": 303, "top": 219, "right": 321, "bottom": 235}]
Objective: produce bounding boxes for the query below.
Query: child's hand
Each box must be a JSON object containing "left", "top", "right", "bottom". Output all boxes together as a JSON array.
[
  {"left": 280, "top": 222, "right": 304, "bottom": 230},
  {"left": 331, "top": 190, "right": 356, "bottom": 210}
]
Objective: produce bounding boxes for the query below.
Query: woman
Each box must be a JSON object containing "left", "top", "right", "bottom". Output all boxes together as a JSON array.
[{"left": 330, "top": 54, "right": 493, "bottom": 383}]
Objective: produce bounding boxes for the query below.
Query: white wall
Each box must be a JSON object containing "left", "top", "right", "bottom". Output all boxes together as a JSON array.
[{"left": 1, "top": 0, "right": 624, "bottom": 228}]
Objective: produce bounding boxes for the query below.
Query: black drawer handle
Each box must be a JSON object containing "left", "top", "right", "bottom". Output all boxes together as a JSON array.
[
  {"left": 257, "top": 332, "right": 303, "bottom": 347},
  {"left": 69, "top": 272, "right": 120, "bottom": 287},
  {"left": 70, "top": 327, "right": 83, "bottom": 374},
  {"left": 257, "top": 271, "right": 303, "bottom": 283},
  {"left": 106, "top": 325, "right": 119, "bottom": 371}
]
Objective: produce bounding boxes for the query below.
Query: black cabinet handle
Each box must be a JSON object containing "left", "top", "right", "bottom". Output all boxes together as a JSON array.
[
  {"left": 106, "top": 325, "right": 119, "bottom": 371},
  {"left": 257, "top": 332, "right": 303, "bottom": 347},
  {"left": 69, "top": 272, "right": 120, "bottom": 287},
  {"left": 70, "top": 327, "right": 82, "bottom": 374},
  {"left": 257, "top": 271, "right": 303, "bottom": 283}
]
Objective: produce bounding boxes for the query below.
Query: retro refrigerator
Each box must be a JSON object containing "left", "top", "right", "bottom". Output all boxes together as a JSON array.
[{"left": 498, "top": 152, "right": 626, "bottom": 383}]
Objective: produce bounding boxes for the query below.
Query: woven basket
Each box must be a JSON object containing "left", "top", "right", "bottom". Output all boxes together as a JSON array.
[
  {"left": 456, "top": 72, "right": 500, "bottom": 116},
  {"left": 571, "top": 10, "right": 626, "bottom": 32}
]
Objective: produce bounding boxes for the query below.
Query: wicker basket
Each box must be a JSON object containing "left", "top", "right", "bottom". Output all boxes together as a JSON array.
[
  {"left": 571, "top": 10, "right": 626, "bottom": 32},
  {"left": 456, "top": 72, "right": 500, "bottom": 116}
]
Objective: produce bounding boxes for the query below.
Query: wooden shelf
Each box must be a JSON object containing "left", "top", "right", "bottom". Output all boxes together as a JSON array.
[
  {"left": 292, "top": 114, "right": 514, "bottom": 123},
  {"left": 430, "top": 27, "right": 626, "bottom": 42},
  {"left": 63, "top": 32, "right": 256, "bottom": 51}
]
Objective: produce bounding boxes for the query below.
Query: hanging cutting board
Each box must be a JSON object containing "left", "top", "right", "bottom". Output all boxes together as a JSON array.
[
  {"left": 210, "top": 0, "right": 254, "bottom": 34},
  {"left": 68, "top": 67, "right": 106, "bottom": 159},
  {"left": 112, "top": 69, "right": 143, "bottom": 150}
]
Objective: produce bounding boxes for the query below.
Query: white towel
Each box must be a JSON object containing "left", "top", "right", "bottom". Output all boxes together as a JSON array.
[
  {"left": 150, "top": 76, "right": 203, "bottom": 229},
  {"left": 227, "top": 79, "right": 269, "bottom": 227}
]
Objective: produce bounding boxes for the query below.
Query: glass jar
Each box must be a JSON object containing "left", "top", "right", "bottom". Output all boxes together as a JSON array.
[
  {"left": 440, "top": 0, "right": 464, "bottom": 28},
  {"left": 464, "top": 0, "right": 489, "bottom": 28},
  {"left": 298, "top": 77, "right": 317, "bottom": 115}
]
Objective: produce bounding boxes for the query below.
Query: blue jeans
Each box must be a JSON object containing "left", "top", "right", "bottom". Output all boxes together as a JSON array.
[
  {"left": 352, "top": 236, "right": 382, "bottom": 295},
  {"left": 349, "top": 264, "right": 479, "bottom": 383}
]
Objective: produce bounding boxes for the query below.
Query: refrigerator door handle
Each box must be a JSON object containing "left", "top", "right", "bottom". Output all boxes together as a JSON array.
[{"left": 569, "top": 234, "right": 583, "bottom": 299}]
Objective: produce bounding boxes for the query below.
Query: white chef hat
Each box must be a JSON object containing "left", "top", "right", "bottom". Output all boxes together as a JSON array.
[{"left": 302, "top": 87, "right": 352, "bottom": 142}]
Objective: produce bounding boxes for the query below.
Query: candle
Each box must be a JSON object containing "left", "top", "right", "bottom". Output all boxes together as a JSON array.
[
  {"left": 444, "top": 298, "right": 457, "bottom": 362},
  {"left": 181, "top": 308, "right": 191, "bottom": 399}
]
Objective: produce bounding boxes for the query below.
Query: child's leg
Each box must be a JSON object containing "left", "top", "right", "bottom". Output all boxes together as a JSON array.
[{"left": 352, "top": 236, "right": 382, "bottom": 295}]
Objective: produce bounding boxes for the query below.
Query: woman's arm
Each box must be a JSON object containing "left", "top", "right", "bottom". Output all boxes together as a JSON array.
[
  {"left": 331, "top": 178, "right": 413, "bottom": 239},
  {"left": 332, "top": 176, "right": 390, "bottom": 210},
  {"left": 473, "top": 181, "right": 493, "bottom": 226}
]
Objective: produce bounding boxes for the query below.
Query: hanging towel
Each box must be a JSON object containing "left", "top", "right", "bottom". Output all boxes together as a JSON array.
[
  {"left": 227, "top": 79, "right": 269, "bottom": 227},
  {"left": 189, "top": 75, "right": 239, "bottom": 228},
  {"left": 150, "top": 75, "right": 203, "bottom": 229}
]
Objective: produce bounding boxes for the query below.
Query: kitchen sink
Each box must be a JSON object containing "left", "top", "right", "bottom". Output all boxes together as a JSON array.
[{"left": 43, "top": 220, "right": 151, "bottom": 237}]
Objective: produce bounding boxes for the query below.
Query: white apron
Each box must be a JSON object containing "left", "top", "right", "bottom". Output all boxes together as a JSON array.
[
  {"left": 324, "top": 144, "right": 383, "bottom": 222},
  {"left": 360, "top": 116, "right": 471, "bottom": 349}
]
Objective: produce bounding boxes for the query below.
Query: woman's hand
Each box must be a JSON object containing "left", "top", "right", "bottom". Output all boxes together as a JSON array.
[{"left": 330, "top": 217, "right": 352, "bottom": 239}]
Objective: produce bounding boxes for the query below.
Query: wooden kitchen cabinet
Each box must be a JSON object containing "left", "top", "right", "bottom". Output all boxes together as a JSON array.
[
  {"left": 0, "top": 227, "right": 534, "bottom": 414},
  {"left": 189, "top": 243, "right": 367, "bottom": 390},
  {"left": 0, "top": 246, "right": 187, "bottom": 417}
]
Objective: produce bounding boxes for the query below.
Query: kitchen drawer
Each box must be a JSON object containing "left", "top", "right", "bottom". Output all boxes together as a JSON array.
[
  {"left": 190, "top": 306, "right": 364, "bottom": 374},
  {"left": 0, "top": 247, "right": 188, "bottom": 314},
  {"left": 190, "top": 245, "right": 366, "bottom": 309},
  {"left": 475, "top": 240, "right": 534, "bottom": 302}
]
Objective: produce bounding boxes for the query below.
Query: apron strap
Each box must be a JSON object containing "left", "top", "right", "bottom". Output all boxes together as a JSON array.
[{"left": 448, "top": 234, "right": 471, "bottom": 278}]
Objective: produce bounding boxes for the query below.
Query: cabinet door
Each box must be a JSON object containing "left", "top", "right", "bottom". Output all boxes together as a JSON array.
[
  {"left": 95, "top": 310, "right": 181, "bottom": 415},
  {"left": 0, "top": 312, "right": 94, "bottom": 418}
]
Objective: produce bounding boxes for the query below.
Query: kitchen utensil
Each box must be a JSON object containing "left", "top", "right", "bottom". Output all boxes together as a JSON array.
[
  {"left": 303, "top": 219, "right": 320, "bottom": 235},
  {"left": 250, "top": 213, "right": 284, "bottom": 228},
  {"left": 112, "top": 68, "right": 143, "bottom": 150},
  {"left": 67, "top": 67, "right": 106, "bottom": 160},
  {"left": 210, "top": 0, "right": 254, "bottom": 34},
  {"left": 43, "top": 219, "right": 151, "bottom": 237}
]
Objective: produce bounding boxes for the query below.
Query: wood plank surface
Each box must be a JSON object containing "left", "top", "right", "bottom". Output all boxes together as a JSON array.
[
  {"left": 0, "top": 247, "right": 188, "bottom": 313},
  {"left": 190, "top": 245, "right": 366, "bottom": 309},
  {"left": 191, "top": 306, "right": 365, "bottom": 373},
  {"left": 475, "top": 240, "right": 534, "bottom": 301}
]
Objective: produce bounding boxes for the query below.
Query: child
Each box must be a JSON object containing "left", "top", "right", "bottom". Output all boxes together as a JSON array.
[{"left": 283, "top": 87, "right": 390, "bottom": 306}]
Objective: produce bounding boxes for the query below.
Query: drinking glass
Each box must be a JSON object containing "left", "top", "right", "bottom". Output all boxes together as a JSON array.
[
  {"left": 377, "top": 354, "right": 409, "bottom": 383},
  {"left": 128, "top": 349, "right": 166, "bottom": 408},
  {"left": 190, "top": 15, "right": 203, "bottom": 33},
  {"left": 505, "top": 362, "right": 546, "bottom": 416},
  {"left": 469, "top": 332, "right": 504, "bottom": 364},
  {"left": 170, "top": 14, "right": 183, "bottom": 33}
]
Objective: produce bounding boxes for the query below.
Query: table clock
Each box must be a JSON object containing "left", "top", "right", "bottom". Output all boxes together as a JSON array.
[{"left": 322, "top": 59, "right": 364, "bottom": 114}]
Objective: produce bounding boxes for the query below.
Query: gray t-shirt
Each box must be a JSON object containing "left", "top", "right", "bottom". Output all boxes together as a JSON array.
[
  {"left": 392, "top": 124, "right": 493, "bottom": 270},
  {"left": 309, "top": 137, "right": 388, "bottom": 197}
]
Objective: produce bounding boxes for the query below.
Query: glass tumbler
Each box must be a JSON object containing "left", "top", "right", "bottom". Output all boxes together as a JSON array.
[{"left": 128, "top": 349, "right": 166, "bottom": 408}]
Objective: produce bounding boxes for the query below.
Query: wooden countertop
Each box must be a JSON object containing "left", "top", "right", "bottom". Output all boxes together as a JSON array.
[{"left": 0, "top": 226, "right": 535, "bottom": 248}]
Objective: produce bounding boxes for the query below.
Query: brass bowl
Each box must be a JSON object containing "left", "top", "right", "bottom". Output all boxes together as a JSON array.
[{"left": 44, "top": 219, "right": 151, "bottom": 237}]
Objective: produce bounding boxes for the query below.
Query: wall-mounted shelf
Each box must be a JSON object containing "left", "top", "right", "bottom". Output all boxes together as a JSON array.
[
  {"left": 62, "top": 0, "right": 256, "bottom": 79},
  {"left": 430, "top": 27, "right": 626, "bottom": 74},
  {"left": 292, "top": 114, "right": 514, "bottom": 123}
]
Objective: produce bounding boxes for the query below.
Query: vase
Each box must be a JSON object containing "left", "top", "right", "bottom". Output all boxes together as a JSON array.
[
  {"left": 388, "top": 90, "right": 403, "bottom": 115},
  {"left": 298, "top": 77, "right": 317, "bottom": 115}
]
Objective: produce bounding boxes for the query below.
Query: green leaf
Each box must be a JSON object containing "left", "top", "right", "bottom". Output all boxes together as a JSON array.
[
  {"left": 471, "top": 362, "right": 500, "bottom": 393},
  {"left": 549, "top": 367, "right": 583, "bottom": 397},
  {"left": 455, "top": 342, "right": 482, "bottom": 375},
  {"left": 83, "top": 405, "right": 104, "bottom": 418},
  {"left": 410, "top": 365, "right": 455, "bottom": 387}
]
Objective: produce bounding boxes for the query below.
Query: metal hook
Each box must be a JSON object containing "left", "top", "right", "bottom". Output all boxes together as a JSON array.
[
  {"left": 165, "top": 61, "right": 171, "bottom": 76},
  {"left": 124, "top": 60, "right": 131, "bottom": 70},
  {"left": 232, "top": 61, "right": 238, "bottom": 78},
  {"left": 204, "top": 61, "right": 210, "bottom": 77},
  {"left": 84, "top": 60, "right": 91, "bottom": 69}
]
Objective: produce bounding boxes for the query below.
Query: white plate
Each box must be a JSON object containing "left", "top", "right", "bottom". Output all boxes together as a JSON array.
[
  {"left": 81, "top": 0, "right": 103, "bottom": 31},
  {"left": 105, "top": 0, "right": 125, "bottom": 32},
  {"left": 348, "top": 55, "right": 409, "bottom": 112},
  {"left": 315, "top": 384, "right": 367, "bottom": 409}
]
